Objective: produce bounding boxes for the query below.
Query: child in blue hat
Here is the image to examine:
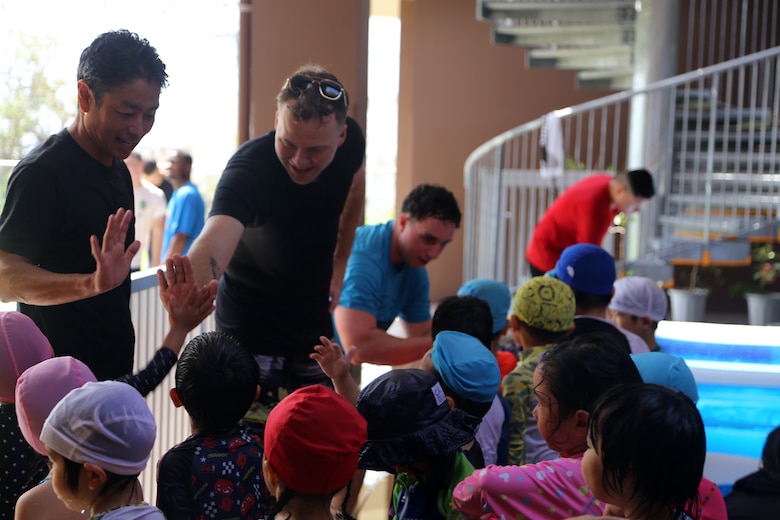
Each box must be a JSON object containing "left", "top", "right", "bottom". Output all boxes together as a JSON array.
[{"left": 421, "top": 329, "right": 501, "bottom": 468}]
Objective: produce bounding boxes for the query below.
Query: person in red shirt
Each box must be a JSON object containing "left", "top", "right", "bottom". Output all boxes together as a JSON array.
[{"left": 526, "top": 169, "right": 655, "bottom": 275}]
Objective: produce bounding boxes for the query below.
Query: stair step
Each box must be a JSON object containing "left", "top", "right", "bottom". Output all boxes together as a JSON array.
[
  {"left": 676, "top": 151, "right": 780, "bottom": 170},
  {"left": 679, "top": 207, "right": 777, "bottom": 218},
  {"left": 480, "top": 0, "right": 635, "bottom": 24},
  {"left": 674, "top": 131, "right": 780, "bottom": 149},
  {"left": 577, "top": 67, "right": 634, "bottom": 89},
  {"left": 528, "top": 45, "right": 632, "bottom": 69},
  {"left": 658, "top": 214, "right": 776, "bottom": 241},
  {"left": 654, "top": 241, "right": 752, "bottom": 265},
  {"left": 493, "top": 22, "right": 634, "bottom": 47},
  {"left": 664, "top": 192, "right": 780, "bottom": 206},
  {"left": 659, "top": 215, "right": 746, "bottom": 237},
  {"left": 669, "top": 171, "right": 780, "bottom": 190},
  {"left": 675, "top": 107, "right": 773, "bottom": 126}
]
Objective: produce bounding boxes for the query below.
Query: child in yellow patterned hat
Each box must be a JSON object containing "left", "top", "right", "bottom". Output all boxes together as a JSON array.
[{"left": 502, "top": 276, "right": 575, "bottom": 465}]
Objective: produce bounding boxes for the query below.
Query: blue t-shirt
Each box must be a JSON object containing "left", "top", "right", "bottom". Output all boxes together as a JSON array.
[
  {"left": 337, "top": 221, "right": 431, "bottom": 340},
  {"left": 161, "top": 182, "right": 205, "bottom": 262}
]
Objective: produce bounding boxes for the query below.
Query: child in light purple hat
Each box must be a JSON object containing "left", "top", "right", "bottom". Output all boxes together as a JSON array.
[
  {"left": 609, "top": 275, "right": 668, "bottom": 352},
  {"left": 41, "top": 380, "right": 163, "bottom": 519}
]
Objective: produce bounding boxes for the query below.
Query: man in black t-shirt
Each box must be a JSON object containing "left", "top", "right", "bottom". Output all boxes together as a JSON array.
[
  {"left": 0, "top": 30, "right": 168, "bottom": 381},
  {"left": 188, "top": 65, "right": 366, "bottom": 415}
]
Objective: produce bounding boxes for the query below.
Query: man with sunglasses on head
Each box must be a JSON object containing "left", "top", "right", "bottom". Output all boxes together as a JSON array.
[{"left": 188, "top": 65, "right": 365, "bottom": 421}]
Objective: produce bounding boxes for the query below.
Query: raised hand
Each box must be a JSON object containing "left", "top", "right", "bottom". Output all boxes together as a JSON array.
[
  {"left": 311, "top": 336, "right": 354, "bottom": 381},
  {"left": 157, "top": 255, "right": 218, "bottom": 355},
  {"left": 90, "top": 208, "right": 140, "bottom": 295},
  {"left": 311, "top": 336, "right": 360, "bottom": 404}
]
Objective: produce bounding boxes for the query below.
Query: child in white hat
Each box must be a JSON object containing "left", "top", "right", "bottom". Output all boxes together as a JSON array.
[
  {"left": 40, "top": 381, "right": 162, "bottom": 520},
  {"left": 609, "top": 276, "right": 668, "bottom": 352}
]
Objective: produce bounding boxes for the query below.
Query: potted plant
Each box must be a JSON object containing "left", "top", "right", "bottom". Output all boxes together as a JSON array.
[
  {"left": 668, "top": 263, "right": 713, "bottom": 322},
  {"left": 729, "top": 243, "right": 780, "bottom": 325}
]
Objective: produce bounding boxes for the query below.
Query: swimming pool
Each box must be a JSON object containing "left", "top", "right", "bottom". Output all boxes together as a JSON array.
[{"left": 656, "top": 321, "right": 780, "bottom": 487}]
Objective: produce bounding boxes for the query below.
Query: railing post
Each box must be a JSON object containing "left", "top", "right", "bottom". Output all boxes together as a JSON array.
[{"left": 703, "top": 76, "right": 720, "bottom": 262}]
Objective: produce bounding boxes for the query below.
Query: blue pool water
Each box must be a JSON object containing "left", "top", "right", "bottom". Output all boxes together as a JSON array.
[
  {"left": 656, "top": 321, "right": 780, "bottom": 461},
  {"left": 696, "top": 383, "right": 780, "bottom": 458}
]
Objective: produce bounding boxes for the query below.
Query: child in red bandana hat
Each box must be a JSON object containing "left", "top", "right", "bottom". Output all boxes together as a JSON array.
[{"left": 263, "top": 384, "right": 367, "bottom": 520}]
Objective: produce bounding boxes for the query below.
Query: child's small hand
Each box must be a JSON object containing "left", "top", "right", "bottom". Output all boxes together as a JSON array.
[
  {"left": 157, "top": 255, "right": 217, "bottom": 332},
  {"left": 311, "top": 336, "right": 354, "bottom": 381},
  {"left": 311, "top": 336, "right": 360, "bottom": 405}
]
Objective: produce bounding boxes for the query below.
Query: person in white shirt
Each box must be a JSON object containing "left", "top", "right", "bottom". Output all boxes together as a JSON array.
[{"left": 125, "top": 151, "right": 166, "bottom": 271}]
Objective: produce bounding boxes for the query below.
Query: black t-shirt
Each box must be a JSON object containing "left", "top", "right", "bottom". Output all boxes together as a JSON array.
[
  {"left": 210, "top": 117, "right": 365, "bottom": 355},
  {"left": 0, "top": 130, "right": 135, "bottom": 380}
]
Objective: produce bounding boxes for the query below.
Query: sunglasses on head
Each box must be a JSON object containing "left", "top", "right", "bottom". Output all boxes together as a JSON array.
[{"left": 287, "top": 76, "right": 347, "bottom": 105}]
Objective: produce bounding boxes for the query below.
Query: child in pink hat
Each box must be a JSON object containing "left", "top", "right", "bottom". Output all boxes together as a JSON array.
[{"left": 0, "top": 311, "right": 53, "bottom": 518}]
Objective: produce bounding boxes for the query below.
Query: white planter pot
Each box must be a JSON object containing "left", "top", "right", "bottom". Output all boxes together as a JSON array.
[
  {"left": 668, "top": 288, "right": 710, "bottom": 322},
  {"left": 744, "top": 292, "right": 780, "bottom": 326}
]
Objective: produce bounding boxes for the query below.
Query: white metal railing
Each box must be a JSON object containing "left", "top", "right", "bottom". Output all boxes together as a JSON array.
[
  {"left": 464, "top": 46, "right": 780, "bottom": 289},
  {"left": 130, "top": 268, "right": 217, "bottom": 501}
]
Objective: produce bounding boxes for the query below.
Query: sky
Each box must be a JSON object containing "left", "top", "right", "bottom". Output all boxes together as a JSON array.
[{"left": 0, "top": 0, "right": 240, "bottom": 188}]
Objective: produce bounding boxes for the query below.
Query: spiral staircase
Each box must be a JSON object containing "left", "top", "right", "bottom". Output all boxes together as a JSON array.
[{"left": 465, "top": 0, "right": 780, "bottom": 288}]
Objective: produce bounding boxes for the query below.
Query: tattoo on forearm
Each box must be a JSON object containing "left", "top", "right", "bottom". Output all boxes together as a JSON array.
[{"left": 209, "top": 257, "right": 219, "bottom": 280}]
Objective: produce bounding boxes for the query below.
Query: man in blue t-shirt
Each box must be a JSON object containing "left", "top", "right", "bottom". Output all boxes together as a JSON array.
[
  {"left": 335, "top": 184, "right": 461, "bottom": 366},
  {"left": 161, "top": 150, "right": 205, "bottom": 262}
]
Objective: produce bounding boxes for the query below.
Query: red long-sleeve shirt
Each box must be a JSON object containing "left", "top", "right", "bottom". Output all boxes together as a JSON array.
[{"left": 526, "top": 174, "right": 619, "bottom": 272}]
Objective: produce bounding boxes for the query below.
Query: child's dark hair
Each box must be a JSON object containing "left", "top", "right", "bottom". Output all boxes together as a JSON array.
[
  {"left": 572, "top": 289, "right": 613, "bottom": 310},
  {"left": 589, "top": 383, "right": 704, "bottom": 520},
  {"left": 175, "top": 331, "right": 259, "bottom": 432},
  {"left": 432, "top": 295, "right": 493, "bottom": 349},
  {"left": 536, "top": 335, "right": 642, "bottom": 435},
  {"left": 762, "top": 425, "right": 780, "bottom": 472},
  {"left": 401, "top": 184, "right": 462, "bottom": 228},
  {"left": 63, "top": 457, "right": 138, "bottom": 501},
  {"left": 522, "top": 322, "right": 571, "bottom": 345}
]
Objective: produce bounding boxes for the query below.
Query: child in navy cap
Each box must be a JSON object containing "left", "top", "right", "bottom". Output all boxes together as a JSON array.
[{"left": 357, "top": 369, "right": 476, "bottom": 520}]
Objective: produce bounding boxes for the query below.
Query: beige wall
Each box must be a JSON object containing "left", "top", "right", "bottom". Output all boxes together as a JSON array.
[
  {"left": 246, "top": 0, "right": 369, "bottom": 138},
  {"left": 398, "top": 0, "right": 614, "bottom": 300}
]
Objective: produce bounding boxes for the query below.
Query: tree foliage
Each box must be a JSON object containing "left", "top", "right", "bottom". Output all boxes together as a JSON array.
[{"left": 0, "top": 33, "right": 72, "bottom": 160}]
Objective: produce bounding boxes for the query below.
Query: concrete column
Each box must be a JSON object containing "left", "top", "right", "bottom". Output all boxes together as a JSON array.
[{"left": 628, "top": 0, "right": 681, "bottom": 259}]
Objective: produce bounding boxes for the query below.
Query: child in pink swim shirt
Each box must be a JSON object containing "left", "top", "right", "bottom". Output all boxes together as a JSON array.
[{"left": 452, "top": 335, "right": 642, "bottom": 519}]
